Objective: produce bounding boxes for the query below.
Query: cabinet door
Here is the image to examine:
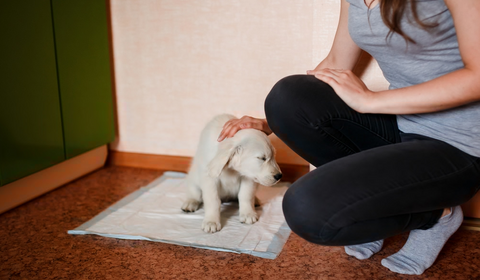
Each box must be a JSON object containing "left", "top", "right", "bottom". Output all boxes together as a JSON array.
[
  {"left": 0, "top": 0, "right": 65, "bottom": 185},
  {"left": 52, "top": 0, "right": 115, "bottom": 159}
]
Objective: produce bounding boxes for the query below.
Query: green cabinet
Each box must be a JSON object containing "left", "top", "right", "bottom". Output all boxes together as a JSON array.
[
  {"left": 0, "top": 0, "right": 115, "bottom": 186},
  {"left": 52, "top": 0, "right": 115, "bottom": 159},
  {"left": 0, "top": 0, "right": 65, "bottom": 186}
]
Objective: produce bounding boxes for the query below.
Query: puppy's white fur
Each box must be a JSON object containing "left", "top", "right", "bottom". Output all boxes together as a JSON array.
[{"left": 181, "top": 114, "right": 282, "bottom": 233}]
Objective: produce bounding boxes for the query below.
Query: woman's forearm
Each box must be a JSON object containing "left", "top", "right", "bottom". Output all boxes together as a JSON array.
[{"left": 366, "top": 68, "right": 480, "bottom": 114}]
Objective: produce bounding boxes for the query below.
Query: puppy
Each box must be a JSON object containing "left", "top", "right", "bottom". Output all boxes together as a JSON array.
[{"left": 181, "top": 114, "right": 282, "bottom": 233}]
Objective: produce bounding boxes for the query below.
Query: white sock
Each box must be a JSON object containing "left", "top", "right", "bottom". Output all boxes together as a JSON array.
[
  {"left": 381, "top": 206, "right": 463, "bottom": 275},
  {"left": 345, "top": 240, "right": 384, "bottom": 260}
]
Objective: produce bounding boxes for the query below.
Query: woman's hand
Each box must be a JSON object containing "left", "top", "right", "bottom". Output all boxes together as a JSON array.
[
  {"left": 307, "top": 68, "right": 375, "bottom": 113},
  {"left": 217, "top": 116, "right": 272, "bottom": 142}
]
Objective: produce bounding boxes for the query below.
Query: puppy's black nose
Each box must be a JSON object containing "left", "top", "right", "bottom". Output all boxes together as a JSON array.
[{"left": 274, "top": 173, "right": 283, "bottom": 181}]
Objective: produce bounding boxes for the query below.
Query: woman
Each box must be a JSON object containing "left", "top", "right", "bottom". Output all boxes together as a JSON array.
[{"left": 218, "top": 0, "right": 480, "bottom": 275}]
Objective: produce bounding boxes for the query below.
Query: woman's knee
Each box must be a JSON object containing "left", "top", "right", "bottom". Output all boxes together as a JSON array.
[
  {"left": 264, "top": 75, "right": 338, "bottom": 132},
  {"left": 265, "top": 75, "right": 317, "bottom": 111},
  {"left": 282, "top": 179, "right": 343, "bottom": 245},
  {"left": 265, "top": 75, "right": 304, "bottom": 123}
]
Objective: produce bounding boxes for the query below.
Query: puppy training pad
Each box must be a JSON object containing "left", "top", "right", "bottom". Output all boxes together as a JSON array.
[{"left": 68, "top": 172, "right": 291, "bottom": 259}]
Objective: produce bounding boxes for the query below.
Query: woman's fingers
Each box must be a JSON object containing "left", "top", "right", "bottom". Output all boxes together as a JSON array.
[
  {"left": 217, "top": 120, "right": 238, "bottom": 142},
  {"left": 217, "top": 116, "right": 268, "bottom": 142},
  {"left": 309, "top": 68, "right": 373, "bottom": 112},
  {"left": 314, "top": 73, "right": 340, "bottom": 88},
  {"left": 307, "top": 68, "right": 343, "bottom": 76}
]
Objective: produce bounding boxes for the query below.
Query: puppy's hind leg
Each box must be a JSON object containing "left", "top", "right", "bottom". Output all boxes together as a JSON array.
[{"left": 181, "top": 179, "right": 203, "bottom": 213}]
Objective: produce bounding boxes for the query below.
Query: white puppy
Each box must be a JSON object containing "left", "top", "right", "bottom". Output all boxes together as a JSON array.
[{"left": 181, "top": 114, "right": 282, "bottom": 233}]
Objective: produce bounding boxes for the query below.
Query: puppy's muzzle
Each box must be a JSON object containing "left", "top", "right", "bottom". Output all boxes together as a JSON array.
[{"left": 273, "top": 173, "right": 283, "bottom": 182}]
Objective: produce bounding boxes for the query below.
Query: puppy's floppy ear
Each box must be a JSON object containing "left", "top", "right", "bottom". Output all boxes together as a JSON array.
[{"left": 207, "top": 140, "right": 241, "bottom": 178}]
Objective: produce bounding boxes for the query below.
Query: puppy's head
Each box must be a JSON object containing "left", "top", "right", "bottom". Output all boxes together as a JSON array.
[{"left": 207, "top": 129, "right": 282, "bottom": 186}]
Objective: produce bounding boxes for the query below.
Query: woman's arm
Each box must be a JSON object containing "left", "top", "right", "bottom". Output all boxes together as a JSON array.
[
  {"left": 308, "top": 0, "right": 363, "bottom": 72},
  {"left": 313, "top": 0, "right": 480, "bottom": 114}
]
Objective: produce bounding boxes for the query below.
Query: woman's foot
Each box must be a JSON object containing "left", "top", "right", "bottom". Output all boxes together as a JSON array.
[
  {"left": 345, "top": 240, "right": 384, "bottom": 260},
  {"left": 381, "top": 206, "right": 463, "bottom": 275}
]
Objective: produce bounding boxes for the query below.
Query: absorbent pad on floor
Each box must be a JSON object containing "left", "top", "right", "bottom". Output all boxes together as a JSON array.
[{"left": 68, "top": 172, "right": 291, "bottom": 259}]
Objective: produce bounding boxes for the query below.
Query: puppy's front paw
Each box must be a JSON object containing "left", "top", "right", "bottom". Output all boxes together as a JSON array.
[
  {"left": 181, "top": 199, "right": 201, "bottom": 212},
  {"left": 202, "top": 220, "right": 222, "bottom": 233},
  {"left": 240, "top": 211, "right": 258, "bottom": 224}
]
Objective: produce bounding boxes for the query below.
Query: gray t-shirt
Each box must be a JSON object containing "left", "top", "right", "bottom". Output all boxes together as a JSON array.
[{"left": 347, "top": 0, "right": 480, "bottom": 157}]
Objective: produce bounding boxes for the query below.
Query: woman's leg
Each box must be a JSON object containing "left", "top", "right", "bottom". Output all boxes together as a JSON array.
[
  {"left": 264, "top": 75, "right": 480, "bottom": 273},
  {"left": 280, "top": 135, "right": 479, "bottom": 245},
  {"left": 264, "top": 75, "right": 401, "bottom": 167}
]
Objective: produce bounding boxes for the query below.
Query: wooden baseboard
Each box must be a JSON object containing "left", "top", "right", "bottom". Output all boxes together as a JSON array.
[
  {"left": 107, "top": 151, "right": 192, "bottom": 172},
  {"left": 0, "top": 145, "right": 108, "bottom": 215},
  {"left": 461, "top": 218, "right": 480, "bottom": 231},
  {"left": 107, "top": 150, "right": 309, "bottom": 183},
  {"left": 461, "top": 192, "right": 480, "bottom": 219},
  {"left": 276, "top": 162, "right": 310, "bottom": 183}
]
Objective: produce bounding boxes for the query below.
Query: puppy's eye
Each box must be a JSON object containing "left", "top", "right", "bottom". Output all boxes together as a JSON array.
[{"left": 258, "top": 156, "right": 267, "bottom": 161}]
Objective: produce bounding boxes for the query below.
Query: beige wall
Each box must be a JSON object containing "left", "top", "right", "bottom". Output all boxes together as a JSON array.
[{"left": 109, "top": 0, "right": 389, "bottom": 165}]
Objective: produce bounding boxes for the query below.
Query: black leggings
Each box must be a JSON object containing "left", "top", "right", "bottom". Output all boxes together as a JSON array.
[{"left": 265, "top": 75, "right": 480, "bottom": 246}]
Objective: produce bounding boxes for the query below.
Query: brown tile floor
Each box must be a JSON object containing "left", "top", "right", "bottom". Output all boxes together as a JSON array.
[{"left": 1, "top": 166, "right": 479, "bottom": 280}]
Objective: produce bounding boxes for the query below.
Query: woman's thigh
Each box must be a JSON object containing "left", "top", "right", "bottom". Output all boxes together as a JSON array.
[
  {"left": 264, "top": 74, "right": 401, "bottom": 167},
  {"left": 282, "top": 134, "right": 480, "bottom": 246}
]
